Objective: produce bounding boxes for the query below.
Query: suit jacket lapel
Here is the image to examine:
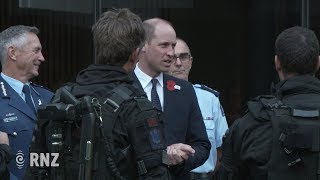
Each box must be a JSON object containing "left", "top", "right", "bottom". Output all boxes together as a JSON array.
[
  {"left": 9, "top": 94, "right": 36, "bottom": 120},
  {"left": 163, "top": 75, "right": 171, "bottom": 117},
  {"left": 163, "top": 74, "right": 183, "bottom": 119},
  {"left": 129, "top": 72, "right": 144, "bottom": 91},
  {"left": 29, "top": 86, "right": 45, "bottom": 110},
  {"left": 132, "top": 72, "right": 173, "bottom": 116}
]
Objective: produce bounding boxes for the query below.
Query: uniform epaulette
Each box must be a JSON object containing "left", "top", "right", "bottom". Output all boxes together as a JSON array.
[
  {"left": 194, "top": 84, "right": 220, "bottom": 97},
  {"left": 0, "top": 81, "right": 8, "bottom": 97}
]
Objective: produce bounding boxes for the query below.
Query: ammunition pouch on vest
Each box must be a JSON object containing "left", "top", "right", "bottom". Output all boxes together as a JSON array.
[{"left": 248, "top": 95, "right": 320, "bottom": 180}]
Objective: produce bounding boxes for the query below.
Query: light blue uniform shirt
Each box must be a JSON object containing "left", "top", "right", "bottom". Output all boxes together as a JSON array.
[
  {"left": 191, "top": 84, "right": 229, "bottom": 173},
  {"left": 1, "top": 73, "right": 26, "bottom": 100},
  {"left": 1, "top": 72, "right": 33, "bottom": 104}
]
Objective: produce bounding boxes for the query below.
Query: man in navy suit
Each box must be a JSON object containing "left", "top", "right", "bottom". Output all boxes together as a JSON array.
[
  {"left": 132, "top": 18, "right": 211, "bottom": 179},
  {"left": 0, "top": 25, "right": 53, "bottom": 179}
]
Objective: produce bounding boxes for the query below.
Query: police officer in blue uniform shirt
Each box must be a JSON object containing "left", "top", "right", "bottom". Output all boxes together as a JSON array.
[
  {"left": 168, "top": 38, "right": 228, "bottom": 180},
  {"left": 0, "top": 25, "right": 53, "bottom": 180}
]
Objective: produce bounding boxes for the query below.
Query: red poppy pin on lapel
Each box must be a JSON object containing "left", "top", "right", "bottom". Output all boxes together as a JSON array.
[{"left": 166, "top": 80, "right": 181, "bottom": 91}]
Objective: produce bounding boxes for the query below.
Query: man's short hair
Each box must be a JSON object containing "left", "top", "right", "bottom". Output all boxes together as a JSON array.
[
  {"left": 143, "top": 18, "right": 173, "bottom": 44},
  {"left": 92, "top": 8, "right": 145, "bottom": 65},
  {"left": 275, "top": 26, "right": 319, "bottom": 75},
  {"left": 0, "top": 25, "right": 39, "bottom": 65}
]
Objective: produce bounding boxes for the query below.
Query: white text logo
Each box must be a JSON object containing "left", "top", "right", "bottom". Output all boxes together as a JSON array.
[{"left": 30, "top": 153, "right": 59, "bottom": 167}]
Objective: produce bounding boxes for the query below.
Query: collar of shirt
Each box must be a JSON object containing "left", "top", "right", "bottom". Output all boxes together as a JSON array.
[
  {"left": 134, "top": 63, "right": 164, "bottom": 89},
  {"left": 1, "top": 73, "right": 31, "bottom": 100},
  {"left": 134, "top": 63, "right": 164, "bottom": 110}
]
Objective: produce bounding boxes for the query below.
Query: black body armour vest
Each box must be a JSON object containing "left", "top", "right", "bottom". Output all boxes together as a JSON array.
[
  {"left": 249, "top": 95, "right": 320, "bottom": 180},
  {"left": 28, "top": 83, "right": 169, "bottom": 180}
]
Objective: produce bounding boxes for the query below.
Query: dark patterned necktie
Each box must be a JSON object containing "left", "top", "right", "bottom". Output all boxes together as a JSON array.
[
  {"left": 151, "top": 78, "right": 162, "bottom": 110},
  {"left": 23, "top": 84, "right": 36, "bottom": 113}
]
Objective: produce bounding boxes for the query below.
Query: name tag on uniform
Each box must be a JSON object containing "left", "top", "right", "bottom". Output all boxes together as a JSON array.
[{"left": 3, "top": 113, "right": 18, "bottom": 122}]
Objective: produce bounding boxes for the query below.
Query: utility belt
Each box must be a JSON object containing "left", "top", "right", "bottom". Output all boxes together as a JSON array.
[{"left": 189, "top": 171, "right": 214, "bottom": 180}]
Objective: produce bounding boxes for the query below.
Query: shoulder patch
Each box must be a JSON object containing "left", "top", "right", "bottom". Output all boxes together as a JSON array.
[
  {"left": 0, "top": 82, "right": 8, "bottom": 97},
  {"left": 194, "top": 84, "right": 220, "bottom": 97}
]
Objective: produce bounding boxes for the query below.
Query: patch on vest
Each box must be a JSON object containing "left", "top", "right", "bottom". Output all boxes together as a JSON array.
[
  {"left": 149, "top": 129, "right": 162, "bottom": 150},
  {"left": 147, "top": 118, "right": 158, "bottom": 127}
]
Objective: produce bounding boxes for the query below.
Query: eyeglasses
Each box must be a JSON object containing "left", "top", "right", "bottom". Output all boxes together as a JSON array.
[{"left": 174, "top": 53, "right": 192, "bottom": 62}]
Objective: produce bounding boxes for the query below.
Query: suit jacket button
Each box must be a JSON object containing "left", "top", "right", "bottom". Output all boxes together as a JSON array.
[{"left": 13, "top": 132, "right": 17, "bottom": 136}]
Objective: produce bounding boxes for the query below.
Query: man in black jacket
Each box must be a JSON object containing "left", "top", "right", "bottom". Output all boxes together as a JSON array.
[
  {"left": 218, "top": 26, "right": 320, "bottom": 180},
  {"left": 65, "top": 8, "right": 171, "bottom": 180},
  {"left": 26, "top": 8, "right": 171, "bottom": 180},
  {"left": 0, "top": 131, "right": 10, "bottom": 180}
]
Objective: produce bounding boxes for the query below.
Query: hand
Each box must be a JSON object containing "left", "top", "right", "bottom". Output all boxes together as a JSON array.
[
  {"left": 167, "top": 143, "right": 195, "bottom": 165},
  {"left": 0, "top": 131, "right": 9, "bottom": 145}
]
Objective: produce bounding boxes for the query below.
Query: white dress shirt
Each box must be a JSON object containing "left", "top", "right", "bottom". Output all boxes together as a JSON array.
[{"left": 134, "top": 63, "right": 164, "bottom": 111}]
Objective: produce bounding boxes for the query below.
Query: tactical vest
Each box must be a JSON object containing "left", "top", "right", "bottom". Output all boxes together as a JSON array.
[
  {"left": 91, "top": 83, "right": 168, "bottom": 180},
  {"left": 248, "top": 95, "right": 320, "bottom": 180},
  {"left": 28, "top": 83, "right": 169, "bottom": 180}
]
